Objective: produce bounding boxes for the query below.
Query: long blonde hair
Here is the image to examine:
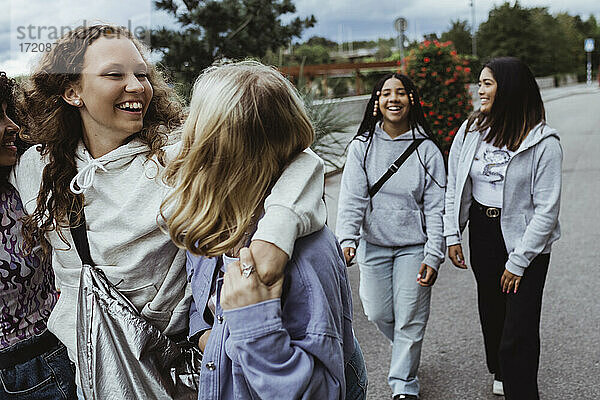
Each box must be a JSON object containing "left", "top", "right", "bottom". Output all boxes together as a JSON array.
[{"left": 162, "top": 61, "right": 314, "bottom": 257}]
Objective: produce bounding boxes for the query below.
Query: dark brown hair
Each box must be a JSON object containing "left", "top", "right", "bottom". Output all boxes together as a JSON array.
[
  {"left": 0, "top": 71, "right": 17, "bottom": 187},
  {"left": 468, "top": 57, "right": 545, "bottom": 151}
]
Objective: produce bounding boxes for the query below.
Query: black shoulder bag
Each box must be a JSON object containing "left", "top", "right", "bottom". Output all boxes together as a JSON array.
[{"left": 368, "top": 138, "right": 425, "bottom": 197}]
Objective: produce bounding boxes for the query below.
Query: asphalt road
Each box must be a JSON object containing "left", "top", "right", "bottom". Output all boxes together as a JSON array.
[{"left": 324, "top": 86, "right": 600, "bottom": 400}]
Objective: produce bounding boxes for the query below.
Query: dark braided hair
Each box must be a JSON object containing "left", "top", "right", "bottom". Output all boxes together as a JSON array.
[
  {"left": 352, "top": 73, "right": 445, "bottom": 188},
  {"left": 354, "top": 73, "right": 439, "bottom": 163}
]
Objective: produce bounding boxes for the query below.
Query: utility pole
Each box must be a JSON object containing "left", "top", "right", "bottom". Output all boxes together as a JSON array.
[
  {"left": 394, "top": 17, "right": 408, "bottom": 61},
  {"left": 470, "top": 0, "right": 477, "bottom": 57}
]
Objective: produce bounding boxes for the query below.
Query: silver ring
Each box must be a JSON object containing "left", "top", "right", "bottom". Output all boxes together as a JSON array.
[{"left": 241, "top": 263, "right": 255, "bottom": 278}]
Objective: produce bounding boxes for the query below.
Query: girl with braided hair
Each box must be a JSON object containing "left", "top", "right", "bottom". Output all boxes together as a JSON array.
[{"left": 336, "top": 73, "right": 446, "bottom": 400}]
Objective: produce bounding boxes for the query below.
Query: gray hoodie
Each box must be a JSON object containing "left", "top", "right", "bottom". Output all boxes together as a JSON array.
[
  {"left": 443, "top": 120, "right": 562, "bottom": 276},
  {"left": 336, "top": 124, "right": 447, "bottom": 270},
  {"left": 11, "top": 139, "right": 326, "bottom": 362}
]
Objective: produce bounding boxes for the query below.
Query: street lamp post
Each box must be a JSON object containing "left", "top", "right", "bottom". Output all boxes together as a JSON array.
[{"left": 394, "top": 17, "right": 408, "bottom": 61}]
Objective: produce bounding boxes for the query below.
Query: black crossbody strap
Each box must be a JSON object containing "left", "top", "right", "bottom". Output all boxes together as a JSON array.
[
  {"left": 69, "top": 209, "right": 95, "bottom": 267},
  {"left": 368, "top": 139, "right": 425, "bottom": 197}
]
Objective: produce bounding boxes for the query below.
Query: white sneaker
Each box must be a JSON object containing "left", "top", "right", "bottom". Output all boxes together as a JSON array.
[{"left": 493, "top": 379, "right": 504, "bottom": 396}]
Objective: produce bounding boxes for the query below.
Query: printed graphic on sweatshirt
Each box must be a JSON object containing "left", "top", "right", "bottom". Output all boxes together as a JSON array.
[
  {"left": 0, "top": 185, "right": 57, "bottom": 349},
  {"left": 481, "top": 148, "right": 511, "bottom": 184}
]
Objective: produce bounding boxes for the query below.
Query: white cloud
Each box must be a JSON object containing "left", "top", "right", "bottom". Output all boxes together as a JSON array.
[
  {"left": 292, "top": 0, "right": 600, "bottom": 41},
  {"left": 1, "top": 0, "right": 171, "bottom": 75},
  {"left": 0, "top": 51, "right": 42, "bottom": 77},
  {"left": 1, "top": 0, "right": 598, "bottom": 75}
]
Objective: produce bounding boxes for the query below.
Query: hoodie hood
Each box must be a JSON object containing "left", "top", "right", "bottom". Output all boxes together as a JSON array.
[
  {"left": 518, "top": 122, "right": 560, "bottom": 151},
  {"left": 513, "top": 122, "right": 561, "bottom": 197},
  {"left": 70, "top": 138, "right": 151, "bottom": 194},
  {"left": 374, "top": 123, "right": 429, "bottom": 141}
]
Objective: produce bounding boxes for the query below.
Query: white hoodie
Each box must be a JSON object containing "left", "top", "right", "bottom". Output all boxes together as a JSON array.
[{"left": 11, "top": 138, "right": 326, "bottom": 362}]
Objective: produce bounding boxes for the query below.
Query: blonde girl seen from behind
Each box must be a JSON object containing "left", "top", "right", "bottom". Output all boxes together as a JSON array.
[{"left": 163, "top": 61, "right": 364, "bottom": 400}]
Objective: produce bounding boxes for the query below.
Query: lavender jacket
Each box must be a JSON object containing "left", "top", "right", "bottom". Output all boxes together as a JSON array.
[{"left": 187, "top": 227, "right": 355, "bottom": 400}]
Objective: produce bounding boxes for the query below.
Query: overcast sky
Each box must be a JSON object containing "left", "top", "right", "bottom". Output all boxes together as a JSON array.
[
  {"left": 291, "top": 0, "right": 599, "bottom": 42},
  {"left": 1, "top": 0, "right": 598, "bottom": 76}
]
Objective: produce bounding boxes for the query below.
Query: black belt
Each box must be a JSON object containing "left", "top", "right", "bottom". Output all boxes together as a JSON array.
[
  {"left": 0, "top": 330, "right": 60, "bottom": 370},
  {"left": 473, "top": 200, "right": 501, "bottom": 218}
]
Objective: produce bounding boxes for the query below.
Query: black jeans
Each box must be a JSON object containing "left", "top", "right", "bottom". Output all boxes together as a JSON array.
[{"left": 469, "top": 202, "right": 549, "bottom": 400}]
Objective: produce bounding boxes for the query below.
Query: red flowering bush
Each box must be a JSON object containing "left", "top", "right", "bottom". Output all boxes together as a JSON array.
[{"left": 402, "top": 40, "right": 474, "bottom": 157}]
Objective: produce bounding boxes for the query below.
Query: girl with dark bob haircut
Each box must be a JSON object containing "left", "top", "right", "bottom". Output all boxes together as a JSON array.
[
  {"left": 444, "top": 57, "right": 562, "bottom": 399},
  {"left": 337, "top": 72, "right": 446, "bottom": 399}
]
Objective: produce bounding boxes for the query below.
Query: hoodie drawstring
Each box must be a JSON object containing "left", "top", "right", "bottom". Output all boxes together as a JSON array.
[
  {"left": 70, "top": 152, "right": 109, "bottom": 194},
  {"left": 530, "top": 145, "right": 536, "bottom": 196}
]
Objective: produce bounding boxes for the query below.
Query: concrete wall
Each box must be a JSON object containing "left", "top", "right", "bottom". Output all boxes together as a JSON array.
[{"left": 312, "top": 95, "right": 371, "bottom": 124}]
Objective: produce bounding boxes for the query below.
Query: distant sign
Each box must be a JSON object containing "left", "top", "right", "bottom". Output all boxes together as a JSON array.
[
  {"left": 394, "top": 17, "right": 407, "bottom": 33},
  {"left": 585, "top": 38, "right": 594, "bottom": 52}
]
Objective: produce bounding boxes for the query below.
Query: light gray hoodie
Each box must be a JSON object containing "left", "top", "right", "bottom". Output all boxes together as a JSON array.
[
  {"left": 11, "top": 139, "right": 326, "bottom": 362},
  {"left": 336, "top": 124, "right": 447, "bottom": 270},
  {"left": 443, "top": 120, "right": 562, "bottom": 276}
]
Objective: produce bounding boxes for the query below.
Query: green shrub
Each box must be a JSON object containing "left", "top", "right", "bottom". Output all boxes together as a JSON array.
[{"left": 404, "top": 40, "right": 474, "bottom": 157}]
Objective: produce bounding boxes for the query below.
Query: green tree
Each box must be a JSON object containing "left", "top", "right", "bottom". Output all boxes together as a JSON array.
[
  {"left": 575, "top": 14, "right": 599, "bottom": 37},
  {"left": 348, "top": 40, "right": 377, "bottom": 49},
  {"left": 476, "top": 2, "right": 548, "bottom": 75},
  {"left": 530, "top": 7, "right": 581, "bottom": 75},
  {"left": 152, "top": 0, "right": 315, "bottom": 96},
  {"left": 575, "top": 14, "right": 600, "bottom": 80},
  {"left": 305, "top": 36, "right": 338, "bottom": 49},
  {"left": 404, "top": 40, "right": 474, "bottom": 157},
  {"left": 477, "top": 2, "right": 597, "bottom": 77},
  {"left": 441, "top": 19, "right": 472, "bottom": 55},
  {"left": 294, "top": 44, "right": 330, "bottom": 65},
  {"left": 375, "top": 38, "right": 392, "bottom": 60}
]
